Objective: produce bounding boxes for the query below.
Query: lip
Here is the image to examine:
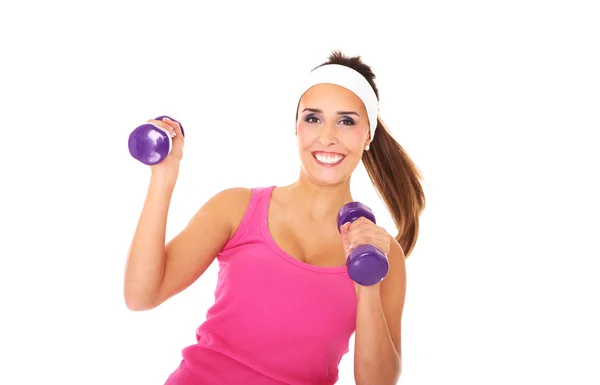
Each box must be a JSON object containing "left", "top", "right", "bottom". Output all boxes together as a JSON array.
[{"left": 311, "top": 151, "right": 346, "bottom": 167}]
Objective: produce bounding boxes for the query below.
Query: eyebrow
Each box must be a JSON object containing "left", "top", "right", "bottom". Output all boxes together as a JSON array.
[{"left": 302, "top": 108, "right": 360, "bottom": 117}]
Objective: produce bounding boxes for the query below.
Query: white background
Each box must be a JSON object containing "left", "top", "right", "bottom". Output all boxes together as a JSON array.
[{"left": 1, "top": 0, "right": 599, "bottom": 384}]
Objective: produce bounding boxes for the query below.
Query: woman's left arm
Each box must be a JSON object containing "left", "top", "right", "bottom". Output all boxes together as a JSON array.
[{"left": 342, "top": 219, "right": 407, "bottom": 385}]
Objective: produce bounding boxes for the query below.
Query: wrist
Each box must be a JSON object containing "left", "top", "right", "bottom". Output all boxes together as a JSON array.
[
  {"left": 151, "top": 166, "right": 178, "bottom": 183},
  {"left": 149, "top": 171, "right": 177, "bottom": 192},
  {"left": 356, "top": 282, "right": 381, "bottom": 300}
]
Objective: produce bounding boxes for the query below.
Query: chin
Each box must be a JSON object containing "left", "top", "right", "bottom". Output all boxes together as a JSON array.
[{"left": 308, "top": 173, "right": 349, "bottom": 187}]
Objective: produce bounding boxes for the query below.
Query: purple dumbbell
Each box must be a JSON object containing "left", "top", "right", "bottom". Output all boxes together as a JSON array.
[
  {"left": 128, "top": 115, "right": 185, "bottom": 165},
  {"left": 337, "top": 202, "right": 389, "bottom": 286}
]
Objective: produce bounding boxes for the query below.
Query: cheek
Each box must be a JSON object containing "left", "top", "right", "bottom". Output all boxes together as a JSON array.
[
  {"left": 343, "top": 127, "right": 368, "bottom": 150},
  {"left": 350, "top": 126, "right": 367, "bottom": 140},
  {"left": 296, "top": 123, "right": 316, "bottom": 147}
]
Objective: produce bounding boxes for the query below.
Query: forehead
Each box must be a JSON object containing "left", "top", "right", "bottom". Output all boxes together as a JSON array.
[{"left": 299, "top": 83, "right": 366, "bottom": 112}]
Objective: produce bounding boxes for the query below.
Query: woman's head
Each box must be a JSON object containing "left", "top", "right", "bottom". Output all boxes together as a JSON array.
[
  {"left": 295, "top": 59, "right": 379, "bottom": 187},
  {"left": 295, "top": 51, "right": 427, "bottom": 258},
  {"left": 295, "top": 81, "right": 371, "bottom": 186}
]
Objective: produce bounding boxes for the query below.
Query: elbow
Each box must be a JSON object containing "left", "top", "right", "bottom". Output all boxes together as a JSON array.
[
  {"left": 124, "top": 298, "right": 153, "bottom": 311},
  {"left": 356, "top": 373, "right": 400, "bottom": 385},
  {"left": 356, "top": 373, "right": 401, "bottom": 385},
  {"left": 355, "top": 358, "right": 402, "bottom": 385},
  {"left": 123, "top": 289, "right": 156, "bottom": 311}
]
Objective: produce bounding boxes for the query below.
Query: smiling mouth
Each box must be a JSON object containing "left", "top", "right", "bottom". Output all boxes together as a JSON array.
[{"left": 311, "top": 151, "right": 346, "bottom": 167}]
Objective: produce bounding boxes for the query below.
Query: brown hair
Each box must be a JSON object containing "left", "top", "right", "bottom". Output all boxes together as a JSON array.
[{"left": 316, "top": 51, "right": 426, "bottom": 258}]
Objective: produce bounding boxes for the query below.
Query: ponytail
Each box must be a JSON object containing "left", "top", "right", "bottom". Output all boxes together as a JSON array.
[{"left": 362, "top": 117, "right": 426, "bottom": 258}]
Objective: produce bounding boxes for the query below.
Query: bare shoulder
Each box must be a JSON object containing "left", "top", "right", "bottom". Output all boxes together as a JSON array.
[
  {"left": 211, "top": 186, "right": 252, "bottom": 206},
  {"left": 207, "top": 187, "right": 253, "bottom": 237},
  {"left": 382, "top": 235, "right": 407, "bottom": 290},
  {"left": 211, "top": 186, "right": 252, "bottom": 201},
  {"left": 388, "top": 235, "right": 406, "bottom": 263}
]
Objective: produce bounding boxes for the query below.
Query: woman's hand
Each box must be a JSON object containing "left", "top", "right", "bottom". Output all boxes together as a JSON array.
[
  {"left": 340, "top": 216, "right": 391, "bottom": 291},
  {"left": 146, "top": 116, "right": 185, "bottom": 186},
  {"left": 340, "top": 216, "right": 391, "bottom": 263}
]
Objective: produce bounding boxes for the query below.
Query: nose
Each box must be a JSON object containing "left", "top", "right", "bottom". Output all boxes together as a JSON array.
[{"left": 317, "top": 121, "right": 337, "bottom": 146}]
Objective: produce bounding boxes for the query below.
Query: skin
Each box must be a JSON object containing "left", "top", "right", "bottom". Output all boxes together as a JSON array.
[{"left": 124, "top": 84, "right": 406, "bottom": 385}]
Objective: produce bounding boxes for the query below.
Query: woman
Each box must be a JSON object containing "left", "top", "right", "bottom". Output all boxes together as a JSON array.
[{"left": 124, "top": 50, "right": 426, "bottom": 385}]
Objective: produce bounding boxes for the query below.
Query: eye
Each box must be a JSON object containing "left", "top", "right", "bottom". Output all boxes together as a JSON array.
[
  {"left": 340, "top": 117, "right": 356, "bottom": 126},
  {"left": 305, "top": 114, "right": 320, "bottom": 123}
]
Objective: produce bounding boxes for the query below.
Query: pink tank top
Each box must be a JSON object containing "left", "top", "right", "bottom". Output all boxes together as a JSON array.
[{"left": 164, "top": 186, "right": 357, "bottom": 385}]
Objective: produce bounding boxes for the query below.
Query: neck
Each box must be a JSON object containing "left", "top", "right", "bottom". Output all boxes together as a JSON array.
[{"left": 284, "top": 173, "right": 354, "bottom": 221}]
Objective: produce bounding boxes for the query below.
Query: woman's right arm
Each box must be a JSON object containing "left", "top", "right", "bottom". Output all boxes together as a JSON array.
[
  {"left": 124, "top": 183, "right": 250, "bottom": 311},
  {"left": 123, "top": 116, "right": 250, "bottom": 311}
]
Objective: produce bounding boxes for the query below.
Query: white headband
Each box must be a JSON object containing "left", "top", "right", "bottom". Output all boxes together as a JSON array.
[{"left": 299, "top": 64, "right": 379, "bottom": 141}]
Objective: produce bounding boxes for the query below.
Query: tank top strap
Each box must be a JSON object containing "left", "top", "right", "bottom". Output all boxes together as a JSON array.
[
  {"left": 253, "top": 185, "right": 275, "bottom": 222},
  {"left": 221, "top": 185, "right": 275, "bottom": 251}
]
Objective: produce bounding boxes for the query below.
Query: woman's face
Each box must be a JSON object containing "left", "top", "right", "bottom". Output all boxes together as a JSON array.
[{"left": 296, "top": 83, "right": 371, "bottom": 186}]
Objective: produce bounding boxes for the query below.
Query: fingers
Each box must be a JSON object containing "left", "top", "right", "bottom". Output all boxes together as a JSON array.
[
  {"left": 161, "top": 117, "right": 184, "bottom": 137},
  {"left": 347, "top": 230, "right": 381, "bottom": 250},
  {"left": 344, "top": 218, "right": 389, "bottom": 253},
  {"left": 346, "top": 218, "right": 381, "bottom": 240},
  {"left": 146, "top": 117, "right": 184, "bottom": 140},
  {"left": 340, "top": 222, "right": 351, "bottom": 249},
  {"left": 147, "top": 118, "right": 177, "bottom": 138}
]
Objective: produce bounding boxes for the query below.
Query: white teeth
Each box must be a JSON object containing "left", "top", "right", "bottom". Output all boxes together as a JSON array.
[{"left": 314, "top": 153, "right": 344, "bottom": 164}]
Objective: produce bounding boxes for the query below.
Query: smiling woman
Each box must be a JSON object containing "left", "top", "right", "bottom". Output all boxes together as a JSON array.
[
  {"left": 124, "top": 50, "right": 426, "bottom": 385},
  {"left": 297, "top": 82, "right": 371, "bottom": 184}
]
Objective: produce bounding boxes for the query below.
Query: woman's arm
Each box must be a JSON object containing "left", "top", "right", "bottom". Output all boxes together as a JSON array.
[
  {"left": 124, "top": 186, "right": 251, "bottom": 310},
  {"left": 354, "top": 237, "right": 406, "bottom": 385}
]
